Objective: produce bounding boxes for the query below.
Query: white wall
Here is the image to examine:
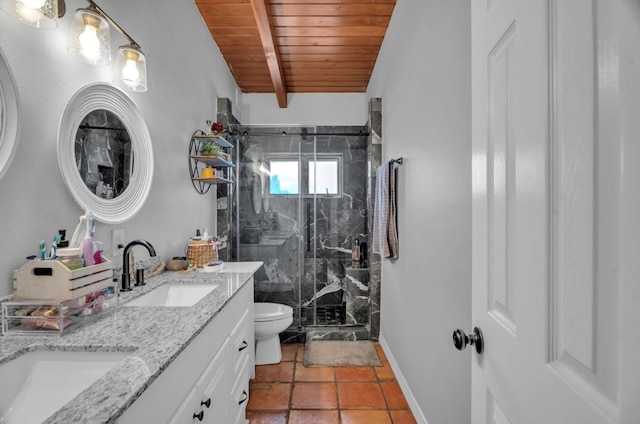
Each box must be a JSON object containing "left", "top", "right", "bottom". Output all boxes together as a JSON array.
[
  {"left": 0, "top": 0, "right": 238, "bottom": 297},
  {"left": 241, "top": 92, "right": 367, "bottom": 126},
  {"left": 367, "top": 1, "right": 472, "bottom": 423}
]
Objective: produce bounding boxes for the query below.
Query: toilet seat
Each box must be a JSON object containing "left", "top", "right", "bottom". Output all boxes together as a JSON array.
[{"left": 254, "top": 303, "right": 293, "bottom": 322}]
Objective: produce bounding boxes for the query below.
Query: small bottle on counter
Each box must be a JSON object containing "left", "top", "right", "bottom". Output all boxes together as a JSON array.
[
  {"left": 352, "top": 239, "right": 361, "bottom": 263},
  {"left": 93, "top": 241, "right": 104, "bottom": 264},
  {"left": 57, "top": 247, "right": 84, "bottom": 270}
]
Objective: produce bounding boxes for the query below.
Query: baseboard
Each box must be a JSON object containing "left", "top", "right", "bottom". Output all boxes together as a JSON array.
[{"left": 379, "top": 334, "right": 429, "bottom": 424}]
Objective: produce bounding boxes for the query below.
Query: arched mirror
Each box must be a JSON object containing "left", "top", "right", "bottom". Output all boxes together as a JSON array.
[
  {"left": 0, "top": 46, "right": 20, "bottom": 181},
  {"left": 58, "top": 83, "right": 153, "bottom": 224}
]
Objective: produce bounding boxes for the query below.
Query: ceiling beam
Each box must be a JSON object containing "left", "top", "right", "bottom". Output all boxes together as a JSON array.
[{"left": 249, "top": 0, "right": 288, "bottom": 108}]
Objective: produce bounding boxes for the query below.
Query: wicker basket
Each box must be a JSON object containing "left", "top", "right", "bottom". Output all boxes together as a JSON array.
[{"left": 187, "top": 240, "right": 217, "bottom": 267}]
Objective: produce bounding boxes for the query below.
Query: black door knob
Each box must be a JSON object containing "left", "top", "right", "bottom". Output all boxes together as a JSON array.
[{"left": 452, "top": 327, "right": 484, "bottom": 355}]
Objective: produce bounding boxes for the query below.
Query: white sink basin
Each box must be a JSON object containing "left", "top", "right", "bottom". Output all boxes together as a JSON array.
[
  {"left": 125, "top": 283, "right": 218, "bottom": 307},
  {"left": 0, "top": 350, "right": 129, "bottom": 424}
]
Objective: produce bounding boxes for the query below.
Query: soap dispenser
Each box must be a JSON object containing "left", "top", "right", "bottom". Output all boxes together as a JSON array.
[{"left": 359, "top": 240, "right": 367, "bottom": 266}]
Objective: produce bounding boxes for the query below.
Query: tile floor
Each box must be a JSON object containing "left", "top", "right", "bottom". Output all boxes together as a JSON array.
[{"left": 247, "top": 343, "right": 417, "bottom": 424}]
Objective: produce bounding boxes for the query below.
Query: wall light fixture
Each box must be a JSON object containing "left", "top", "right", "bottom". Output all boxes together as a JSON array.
[
  {"left": 1, "top": 0, "right": 147, "bottom": 92},
  {"left": 0, "top": 0, "right": 65, "bottom": 28},
  {"left": 68, "top": 5, "right": 110, "bottom": 65},
  {"left": 68, "top": 0, "right": 147, "bottom": 92}
]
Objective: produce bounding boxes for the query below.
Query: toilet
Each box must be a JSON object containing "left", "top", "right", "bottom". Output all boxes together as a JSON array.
[{"left": 254, "top": 303, "right": 293, "bottom": 365}]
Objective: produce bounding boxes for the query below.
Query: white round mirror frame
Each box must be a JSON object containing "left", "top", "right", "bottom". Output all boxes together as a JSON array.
[
  {"left": 57, "top": 83, "right": 153, "bottom": 224},
  {"left": 0, "top": 47, "right": 20, "bottom": 182}
]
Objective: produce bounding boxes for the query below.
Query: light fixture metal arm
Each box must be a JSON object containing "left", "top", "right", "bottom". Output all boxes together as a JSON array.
[
  {"left": 85, "top": 0, "right": 141, "bottom": 50},
  {"left": 57, "top": 0, "right": 66, "bottom": 17}
]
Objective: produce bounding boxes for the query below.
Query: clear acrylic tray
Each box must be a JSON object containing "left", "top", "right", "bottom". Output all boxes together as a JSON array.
[{"left": 1, "top": 284, "right": 117, "bottom": 336}]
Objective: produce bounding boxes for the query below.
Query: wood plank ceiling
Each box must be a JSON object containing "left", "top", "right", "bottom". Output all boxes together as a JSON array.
[{"left": 194, "top": 0, "right": 396, "bottom": 108}]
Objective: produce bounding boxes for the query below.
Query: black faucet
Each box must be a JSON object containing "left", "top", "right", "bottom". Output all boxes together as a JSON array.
[{"left": 121, "top": 240, "right": 157, "bottom": 292}]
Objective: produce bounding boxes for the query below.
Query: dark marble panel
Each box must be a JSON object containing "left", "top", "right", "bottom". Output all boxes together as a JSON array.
[
  {"left": 216, "top": 99, "right": 240, "bottom": 262},
  {"left": 366, "top": 98, "right": 382, "bottom": 340},
  {"left": 281, "top": 329, "right": 306, "bottom": 344},
  {"left": 345, "top": 267, "right": 369, "bottom": 325}
]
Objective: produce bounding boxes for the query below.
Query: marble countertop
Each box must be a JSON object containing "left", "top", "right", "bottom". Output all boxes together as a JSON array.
[{"left": 0, "top": 261, "right": 263, "bottom": 424}]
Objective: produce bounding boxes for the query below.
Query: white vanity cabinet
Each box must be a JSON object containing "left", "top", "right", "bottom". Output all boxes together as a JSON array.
[{"left": 118, "top": 281, "right": 254, "bottom": 424}]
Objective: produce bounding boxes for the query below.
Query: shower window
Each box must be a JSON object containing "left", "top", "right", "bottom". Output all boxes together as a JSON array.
[
  {"left": 269, "top": 159, "right": 299, "bottom": 195},
  {"left": 308, "top": 157, "right": 340, "bottom": 195},
  {"left": 267, "top": 154, "right": 342, "bottom": 198}
]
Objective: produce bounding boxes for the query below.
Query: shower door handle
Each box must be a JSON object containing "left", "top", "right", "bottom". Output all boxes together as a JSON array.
[{"left": 306, "top": 202, "right": 311, "bottom": 252}]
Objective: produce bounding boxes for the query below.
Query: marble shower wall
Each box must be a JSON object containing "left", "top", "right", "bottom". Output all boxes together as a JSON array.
[
  {"left": 309, "top": 99, "right": 382, "bottom": 341},
  {"left": 303, "top": 127, "right": 369, "bottom": 313},
  {"left": 367, "top": 98, "right": 382, "bottom": 341}
]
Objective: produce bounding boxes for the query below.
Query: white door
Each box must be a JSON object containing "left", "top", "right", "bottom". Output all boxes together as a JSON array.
[{"left": 470, "top": 0, "right": 640, "bottom": 423}]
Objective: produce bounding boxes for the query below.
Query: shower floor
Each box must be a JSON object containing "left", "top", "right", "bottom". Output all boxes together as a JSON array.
[{"left": 300, "top": 304, "right": 345, "bottom": 326}]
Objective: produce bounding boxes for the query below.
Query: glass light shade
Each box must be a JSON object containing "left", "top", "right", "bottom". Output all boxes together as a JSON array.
[
  {"left": 67, "top": 8, "right": 110, "bottom": 66},
  {"left": 0, "top": 0, "right": 58, "bottom": 28},
  {"left": 114, "top": 46, "right": 147, "bottom": 92}
]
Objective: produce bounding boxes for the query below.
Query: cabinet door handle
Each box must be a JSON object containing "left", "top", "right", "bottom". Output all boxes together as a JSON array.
[
  {"left": 201, "top": 398, "right": 211, "bottom": 408},
  {"left": 238, "top": 340, "right": 248, "bottom": 352},
  {"left": 238, "top": 390, "right": 248, "bottom": 405},
  {"left": 193, "top": 410, "right": 204, "bottom": 421}
]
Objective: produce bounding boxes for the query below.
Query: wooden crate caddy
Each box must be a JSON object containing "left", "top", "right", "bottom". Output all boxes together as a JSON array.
[{"left": 13, "top": 258, "right": 113, "bottom": 301}]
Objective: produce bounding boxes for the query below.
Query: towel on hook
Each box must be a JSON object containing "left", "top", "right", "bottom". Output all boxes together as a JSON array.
[{"left": 372, "top": 161, "right": 399, "bottom": 259}]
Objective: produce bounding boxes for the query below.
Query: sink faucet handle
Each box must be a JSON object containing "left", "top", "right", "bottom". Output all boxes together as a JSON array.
[{"left": 135, "top": 269, "right": 146, "bottom": 286}]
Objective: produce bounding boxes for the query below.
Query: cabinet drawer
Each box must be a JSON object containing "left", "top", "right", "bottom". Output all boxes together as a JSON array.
[
  {"left": 230, "top": 365, "right": 251, "bottom": 424},
  {"left": 195, "top": 342, "right": 229, "bottom": 424},
  {"left": 229, "top": 307, "right": 252, "bottom": 379}
]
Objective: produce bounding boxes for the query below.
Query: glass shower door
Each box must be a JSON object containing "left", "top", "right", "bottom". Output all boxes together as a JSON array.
[
  {"left": 234, "top": 128, "right": 307, "bottom": 333},
  {"left": 234, "top": 126, "right": 369, "bottom": 335}
]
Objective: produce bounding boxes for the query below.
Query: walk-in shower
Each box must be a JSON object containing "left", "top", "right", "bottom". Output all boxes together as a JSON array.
[{"left": 230, "top": 125, "right": 375, "bottom": 342}]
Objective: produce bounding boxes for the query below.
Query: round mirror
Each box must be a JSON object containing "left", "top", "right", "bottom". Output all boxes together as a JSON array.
[
  {"left": 0, "top": 46, "right": 20, "bottom": 181},
  {"left": 75, "top": 109, "right": 132, "bottom": 199},
  {"left": 58, "top": 83, "right": 153, "bottom": 224}
]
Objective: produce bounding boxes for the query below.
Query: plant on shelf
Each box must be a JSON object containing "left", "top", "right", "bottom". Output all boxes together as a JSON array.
[
  {"left": 199, "top": 141, "right": 221, "bottom": 156},
  {"left": 208, "top": 121, "right": 227, "bottom": 137}
]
